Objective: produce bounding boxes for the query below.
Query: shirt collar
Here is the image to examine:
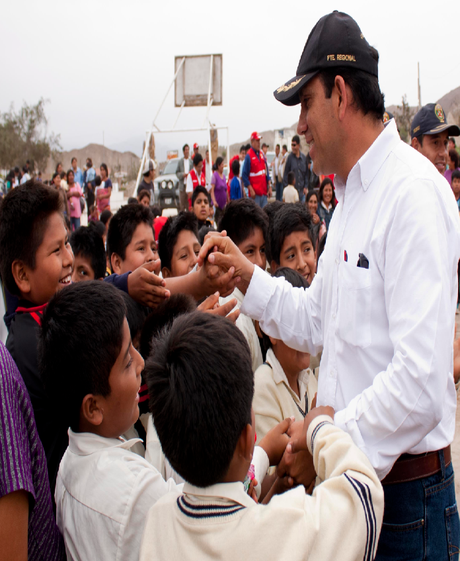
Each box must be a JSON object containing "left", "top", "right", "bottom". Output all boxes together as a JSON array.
[
  {"left": 68, "top": 428, "right": 142, "bottom": 456},
  {"left": 334, "top": 119, "right": 400, "bottom": 203},
  {"left": 265, "top": 348, "right": 311, "bottom": 393},
  {"left": 182, "top": 481, "right": 256, "bottom": 509}
]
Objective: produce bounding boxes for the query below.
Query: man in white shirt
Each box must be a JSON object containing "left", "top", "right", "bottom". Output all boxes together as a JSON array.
[
  {"left": 199, "top": 11, "right": 460, "bottom": 560},
  {"left": 176, "top": 144, "right": 192, "bottom": 211}
]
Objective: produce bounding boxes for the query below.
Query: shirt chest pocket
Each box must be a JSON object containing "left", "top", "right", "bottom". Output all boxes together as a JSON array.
[{"left": 338, "top": 264, "right": 372, "bottom": 348}]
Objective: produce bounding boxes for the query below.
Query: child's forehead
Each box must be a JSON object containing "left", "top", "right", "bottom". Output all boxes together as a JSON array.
[
  {"left": 281, "top": 228, "right": 312, "bottom": 248},
  {"left": 132, "top": 221, "right": 155, "bottom": 239},
  {"left": 40, "top": 211, "right": 67, "bottom": 242},
  {"left": 174, "top": 229, "right": 199, "bottom": 248}
]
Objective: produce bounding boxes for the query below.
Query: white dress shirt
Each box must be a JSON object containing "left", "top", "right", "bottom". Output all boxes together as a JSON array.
[
  {"left": 241, "top": 119, "right": 460, "bottom": 478},
  {"left": 55, "top": 430, "right": 181, "bottom": 561}
]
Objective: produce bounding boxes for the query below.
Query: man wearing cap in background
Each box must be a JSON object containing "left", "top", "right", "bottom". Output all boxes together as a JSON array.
[
  {"left": 242, "top": 132, "right": 271, "bottom": 208},
  {"left": 137, "top": 158, "right": 156, "bottom": 197},
  {"left": 200, "top": 11, "right": 460, "bottom": 560},
  {"left": 411, "top": 103, "right": 460, "bottom": 175},
  {"left": 176, "top": 144, "right": 193, "bottom": 211}
]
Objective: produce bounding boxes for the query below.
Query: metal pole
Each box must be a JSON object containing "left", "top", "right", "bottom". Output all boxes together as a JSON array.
[
  {"left": 202, "top": 55, "right": 214, "bottom": 128},
  {"left": 173, "top": 101, "right": 186, "bottom": 130},
  {"left": 135, "top": 130, "right": 151, "bottom": 193},
  {"left": 152, "top": 57, "right": 186, "bottom": 130}
]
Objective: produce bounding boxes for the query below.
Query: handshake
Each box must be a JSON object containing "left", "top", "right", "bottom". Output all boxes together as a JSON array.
[{"left": 256, "top": 404, "right": 335, "bottom": 503}]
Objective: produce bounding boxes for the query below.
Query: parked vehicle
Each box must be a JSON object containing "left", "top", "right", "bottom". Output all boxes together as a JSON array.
[{"left": 153, "top": 158, "right": 180, "bottom": 210}]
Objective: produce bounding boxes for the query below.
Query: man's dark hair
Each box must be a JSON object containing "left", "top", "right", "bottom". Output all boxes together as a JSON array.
[
  {"left": 452, "top": 169, "right": 460, "bottom": 182},
  {"left": 269, "top": 203, "right": 315, "bottom": 266},
  {"left": 231, "top": 159, "right": 240, "bottom": 176},
  {"left": 39, "top": 281, "right": 126, "bottom": 432},
  {"left": 218, "top": 198, "right": 268, "bottom": 248},
  {"left": 261, "top": 267, "right": 309, "bottom": 352},
  {"left": 70, "top": 226, "right": 106, "bottom": 279},
  {"left": 319, "top": 48, "right": 384, "bottom": 121},
  {"left": 0, "top": 181, "right": 62, "bottom": 295},
  {"left": 449, "top": 149, "right": 459, "bottom": 170},
  {"left": 192, "top": 185, "right": 210, "bottom": 206},
  {"left": 107, "top": 204, "right": 153, "bottom": 266},
  {"left": 282, "top": 144, "right": 288, "bottom": 151},
  {"left": 287, "top": 171, "right": 295, "bottom": 185},
  {"left": 139, "top": 294, "right": 196, "bottom": 359},
  {"left": 99, "top": 209, "right": 112, "bottom": 226},
  {"left": 276, "top": 144, "right": 280, "bottom": 149},
  {"left": 182, "top": 144, "right": 189, "bottom": 153},
  {"left": 245, "top": 143, "right": 251, "bottom": 151},
  {"left": 88, "top": 220, "right": 106, "bottom": 240},
  {"left": 145, "top": 312, "right": 253, "bottom": 487},
  {"left": 240, "top": 145, "right": 246, "bottom": 153},
  {"left": 192, "top": 153, "right": 203, "bottom": 167},
  {"left": 86, "top": 158, "right": 93, "bottom": 167},
  {"left": 138, "top": 189, "right": 151, "bottom": 201},
  {"left": 292, "top": 135, "right": 300, "bottom": 145},
  {"left": 158, "top": 211, "right": 199, "bottom": 272}
]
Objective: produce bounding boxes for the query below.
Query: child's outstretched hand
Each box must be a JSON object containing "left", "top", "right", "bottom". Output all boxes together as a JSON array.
[
  {"left": 197, "top": 292, "right": 240, "bottom": 324},
  {"left": 259, "top": 417, "right": 294, "bottom": 466},
  {"left": 127, "top": 260, "right": 170, "bottom": 308}
]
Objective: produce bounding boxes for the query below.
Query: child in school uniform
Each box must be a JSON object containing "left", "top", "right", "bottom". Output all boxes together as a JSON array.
[
  {"left": 158, "top": 211, "right": 201, "bottom": 278},
  {"left": 70, "top": 225, "right": 106, "bottom": 282},
  {"left": 39, "top": 281, "right": 182, "bottom": 561},
  {"left": 254, "top": 267, "right": 318, "bottom": 443},
  {"left": 283, "top": 171, "right": 299, "bottom": 203},
  {"left": 140, "top": 312, "right": 383, "bottom": 561}
]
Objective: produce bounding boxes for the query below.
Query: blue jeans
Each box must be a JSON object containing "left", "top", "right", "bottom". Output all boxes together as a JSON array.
[
  {"left": 275, "top": 180, "right": 283, "bottom": 201},
  {"left": 299, "top": 190, "right": 306, "bottom": 203},
  {"left": 255, "top": 195, "right": 268, "bottom": 209},
  {"left": 376, "top": 453, "right": 459, "bottom": 560},
  {"left": 70, "top": 216, "right": 81, "bottom": 231}
]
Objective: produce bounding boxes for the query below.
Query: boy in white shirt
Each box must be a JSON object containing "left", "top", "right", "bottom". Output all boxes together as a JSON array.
[
  {"left": 283, "top": 171, "right": 299, "bottom": 203},
  {"left": 39, "top": 281, "right": 181, "bottom": 561},
  {"left": 140, "top": 312, "right": 383, "bottom": 561}
]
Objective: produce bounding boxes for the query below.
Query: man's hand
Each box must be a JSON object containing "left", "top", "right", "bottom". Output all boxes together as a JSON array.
[
  {"left": 127, "top": 260, "right": 170, "bottom": 308},
  {"left": 259, "top": 417, "right": 293, "bottom": 466},
  {"left": 249, "top": 185, "right": 256, "bottom": 199},
  {"left": 268, "top": 186, "right": 272, "bottom": 198},
  {"left": 198, "top": 233, "right": 255, "bottom": 294},
  {"left": 197, "top": 292, "right": 240, "bottom": 324}
]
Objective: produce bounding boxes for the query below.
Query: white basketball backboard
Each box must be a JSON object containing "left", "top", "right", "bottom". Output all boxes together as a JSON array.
[{"left": 175, "top": 54, "right": 222, "bottom": 107}]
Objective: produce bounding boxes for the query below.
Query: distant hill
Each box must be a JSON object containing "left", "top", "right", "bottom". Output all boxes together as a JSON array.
[{"left": 45, "top": 143, "right": 140, "bottom": 179}]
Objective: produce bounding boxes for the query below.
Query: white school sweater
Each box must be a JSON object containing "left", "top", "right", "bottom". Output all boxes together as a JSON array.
[{"left": 140, "top": 416, "right": 383, "bottom": 561}]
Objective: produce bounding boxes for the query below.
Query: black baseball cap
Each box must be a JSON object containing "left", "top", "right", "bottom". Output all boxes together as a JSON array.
[
  {"left": 274, "top": 11, "right": 378, "bottom": 107},
  {"left": 410, "top": 103, "right": 460, "bottom": 139},
  {"left": 383, "top": 110, "right": 394, "bottom": 124}
]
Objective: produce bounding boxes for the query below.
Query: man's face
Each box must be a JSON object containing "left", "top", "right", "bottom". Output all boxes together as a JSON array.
[
  {"left": 275, "top": 146, "right": 280, "bottom": 156},
  {"left": 252, "top": 138, "right": 260, "bottom": 152},
  {"left": 297, "top": 77, "right": 337, "bottom": 175},
  {"left": 72, "top": 159, "right": 77, "bottom": 169},
  {"left": 291, "top": 139, "right": 300, "bottom": 156},
  {"left": 411, "top": 131, "right": 448, "bottom": 174},
  {"left": 184, "top": 146, "right": 190, "bottom": 159},
  {"left": 262, "top": 145, "right": 268, "bottom": 155},
  {"left": 240, "top": 149, "right": 246, "bottom": 160}
]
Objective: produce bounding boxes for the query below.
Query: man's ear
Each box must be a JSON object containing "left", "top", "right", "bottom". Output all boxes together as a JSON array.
[
  {"left": 80, "top": 394, "right": 104, "bottom": 427},
  {"left": 411, "top": 137, "right": 421, "bottom": 151},
  {"left": 11, "top": 260, "right": 31, "bottom": 296},
  {"left": 334, "top": 75, "right": 350, "bottom": 121},
  {"left": 162, "top": 267, "right": 171, "bottom": 279},
  {"left": 111, "top": 253, "right": 123, "bottom": 275},
  {"left": 236, "top": 423, "right": 254, "bottom": 463}
]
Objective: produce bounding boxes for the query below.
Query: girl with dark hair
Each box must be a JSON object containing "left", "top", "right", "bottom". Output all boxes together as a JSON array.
[
  {"left": 445, "top": 149, "right": 460, "bottom": 186},
  {"left": 67, "top": 169, "right": 84, "bottom": 231},
  {"left": 96, "top": 163, "right": 112, "bottom": 213},
  {"left": 317, "top": 177, "right": 336, "bottom": 231},
  {"left": 210, "top": 156, "right": 228, "bottom": 226}
]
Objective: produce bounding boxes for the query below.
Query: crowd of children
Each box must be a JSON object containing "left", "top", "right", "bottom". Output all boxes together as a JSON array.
[{"left": 0, "top": 178, "right": 385, "bottom": 560}]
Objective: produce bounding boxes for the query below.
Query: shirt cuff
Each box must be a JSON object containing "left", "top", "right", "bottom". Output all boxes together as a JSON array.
[
  {"left": 306, "top": 415, "right": 334, "bottom": 456},
  {"left": 252, "top": 446, "right": 270, "bottom": 499},
  {"left": 240, "top": 265, "right": 276, "bottom": 321}
]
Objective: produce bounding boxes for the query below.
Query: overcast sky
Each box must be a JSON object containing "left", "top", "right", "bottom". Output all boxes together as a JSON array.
[{"left": 2, "top": 0, "right": 460, "bottom": 160}]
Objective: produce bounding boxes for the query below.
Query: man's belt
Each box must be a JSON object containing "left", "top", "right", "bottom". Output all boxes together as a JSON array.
[{"left": 382, "top": 445, "right": 451, "bottom": 485}]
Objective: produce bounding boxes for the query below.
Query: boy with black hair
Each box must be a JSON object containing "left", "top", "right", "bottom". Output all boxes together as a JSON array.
[
  {"left": 229, "top": 159, "right": 244, "bottom": 200},
  {"left": 283, "top": 170, "right": 299, "bottom": 203},
  {"left": 270, "top": 203, "right": 316, "bottom": 285},
  {"left": 39, "top": 281, "right": 182, "bottom": 561},
  {"left": 70, "top": 225, "right": 106, "bottom": 282},
  {"left": 0, "top": 182, "right": 74, "bottom": 495},
  {"left": 218, "top": 199, "right": 268, "bottom": 371},
  {"left": 158, "top": 211, "right": 200, "bottom": 278},
  {"left": 255, "top": 267, "right": 318, "bottom": 443},
  {"left": 141, "top": 312, "right": 383, "bottom": 561},
  {"left": 191, "top": 185, "right": 213, "bottom": 228}
]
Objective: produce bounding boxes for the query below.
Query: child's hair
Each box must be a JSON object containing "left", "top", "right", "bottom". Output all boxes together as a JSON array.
[
  {"left": 100, "top": 163, "right": 109, "bottom": 176},
  {"left": 151, "top": 205, "right": 161, "bottom": 218},
  {"left": 107, "top": 204, "right": 153, "bottom": 267},
  {"left": 39, "top": 281, "right": 126, "bottom": 431},
  {"left": 128, "top": 197, "right": 139, "bottom": 205},
  {"left": 269, "top": 203, "right": 315, "bottom": 266},
  {"left": 452, "top": 169, "right": 460, "bottom": 182},
  {"left": 64, "top": 215, "right": 71, "bottom": 232},
  {"left": 138, "top": 189, "right": 151, "bottom": 202},
  {"left": 263, "top": 200, "right": 284, "bottom": 226},
  {"left": 88, "top": 220, "right": 106, "bottom": 240},
  {"left": 231, "top": 159, "right": 240, "bottom": 176},
  {"left": 0, "top": 183, "right": 62, "bottom": 295},
  {"left": 260, "top": 267, "right": 309, "bottom": 352},
  {"left": 120, "top": 291, "right": 150, "bottom": 346},
  {"left": 145, "top": 312, "right": 253, "bottom": 487},
  {"left": 99, "top": 209, "right": 112, "bottom": 226},
  {"left": 218, "top": 198, "right": 268, "bottom": 247},
  {"left": 198, "top": 225, "right": 213, "bottom": 245},
  {"left": 70, "top": 226, "right": 106, "bottom": 279},
  {"left": 192, "top": 186, "right": 210, "bottom": 207},
  {"left": 158, "top": 211, "right": 199, "bottom": 272},
  {"left": 319, "top": 177, "right": 336, "bottom": 209},
  {"left": 95, "top": 175, "right": 102, "bottom": 187},
  {"left": 60, "top": 171, "right": 66, "bottom": 180},
  {"left": 139, "top": 294, "right": 196, "bottom": 359},
  {"left": 287, "top": 171, "right": 295, "bottom": 185},
  {"left": 449, "top": 149, "right": 459, "bottom": 170}
]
